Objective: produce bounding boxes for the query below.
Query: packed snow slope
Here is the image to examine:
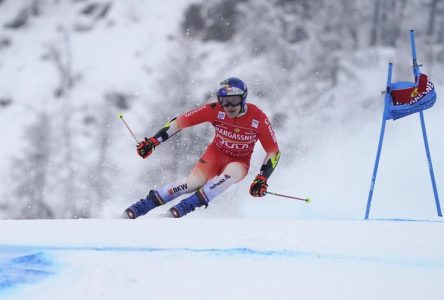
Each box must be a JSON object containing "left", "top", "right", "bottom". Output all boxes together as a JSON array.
[{"left": 0, "top": 219, "right": 443, "bottom": 300}]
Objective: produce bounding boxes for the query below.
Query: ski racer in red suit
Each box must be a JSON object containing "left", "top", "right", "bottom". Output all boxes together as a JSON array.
[{"left": 125, "top": 77, "right": 281, "bottom": 218}]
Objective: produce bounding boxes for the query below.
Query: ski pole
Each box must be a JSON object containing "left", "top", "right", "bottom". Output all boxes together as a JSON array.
[
  {"left": 118, "top": 113, "right": 139, "bottom": 143},
  {"left": 266, "top": 191, "right": 311, "bottom": 203}
]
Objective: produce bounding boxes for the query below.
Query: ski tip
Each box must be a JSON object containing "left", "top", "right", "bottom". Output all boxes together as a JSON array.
[
  {"left": 118, "top": 113, "right": 124, "bottom": 119},
  {"left": 306, "top": 197, "right": 311, "bottom": 203}
]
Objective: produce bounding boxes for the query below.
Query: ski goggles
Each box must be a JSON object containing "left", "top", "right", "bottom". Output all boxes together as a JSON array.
[{"left": 218, "top": 95, "right": 243, "bottom": 107}]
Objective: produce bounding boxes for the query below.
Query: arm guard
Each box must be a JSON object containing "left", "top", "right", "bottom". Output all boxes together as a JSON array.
[
  {"left": 153, "top": 118, "right": 180, "bottom": 142},
  {"left": 260, "top": 151, "right": 281, "bottom": 179}
]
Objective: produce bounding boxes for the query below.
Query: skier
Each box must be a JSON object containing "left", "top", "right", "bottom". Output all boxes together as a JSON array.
[{"left": 124, "top": 77, "right": 281, "bottom": 218}]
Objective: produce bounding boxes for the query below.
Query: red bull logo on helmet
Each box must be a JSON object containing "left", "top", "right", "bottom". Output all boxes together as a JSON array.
[
  {"left": 220, "top": 84, "right": 244, "bottom": 96},
  {"left": 222, "top": 84, "right": 232, "bottom": 93}
]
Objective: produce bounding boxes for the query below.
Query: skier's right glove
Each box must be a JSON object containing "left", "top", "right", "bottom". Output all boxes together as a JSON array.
[
  {"left": 136, "top": 137, "right": 160, "bottom": 159},
  {"left": 249, "top": 174, "right": 268, "bottom": 197}
]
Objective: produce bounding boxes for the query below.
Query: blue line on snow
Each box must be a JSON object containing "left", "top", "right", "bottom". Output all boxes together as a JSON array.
[
  {"left": 0, "top": 251, "right": 55, "bottom": 292},
  {"left": 369, "top": 218, "right": 444, "bottom": 223},
  {"left": 1, "top": 244, "right": 443, "bottom": 269}
]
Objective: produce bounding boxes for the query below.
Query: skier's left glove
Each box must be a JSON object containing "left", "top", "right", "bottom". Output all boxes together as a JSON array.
[
  {"left": 249, "top": 174, "right": 268, "bottom": 197},
  {"left": 136, "top": 137, "right": 160, "bottom": 159}
]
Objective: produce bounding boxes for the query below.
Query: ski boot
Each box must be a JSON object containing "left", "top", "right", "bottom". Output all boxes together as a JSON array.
[
  {"left": 124, "top": 190, "right": 162, "bottom": 219},
  {"left": 169, "top": 191, "right": 208, "bottom": 218}
]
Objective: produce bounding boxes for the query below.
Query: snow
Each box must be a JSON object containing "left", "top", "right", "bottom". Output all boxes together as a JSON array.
[
  {"left": 1, "top": 219, "right": 443, "bottom": 300},
  {"left": 1, "top": 1, "right": 443, "bottom": 219},
  {"left": 1, "top": 1, "right": 444, "bottom": 298}
]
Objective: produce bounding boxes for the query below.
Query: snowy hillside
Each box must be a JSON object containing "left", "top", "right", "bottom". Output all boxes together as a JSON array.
[
  {"left": 1, "top": 219, "right": 444, "bottom": 300},
  {"left": 1, "top": 0, "right": 444, "bottom": 221},
  {"left": 1, "top": 1, "right": 444, "bottom": 299}
]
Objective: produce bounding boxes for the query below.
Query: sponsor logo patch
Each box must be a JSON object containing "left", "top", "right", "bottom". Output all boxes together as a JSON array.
[
  {"left": 252, "top": 119, "right": 259, "bottom": 128},
  {"left": 265, "top": 118, "right": 277, "bottom": 143},
  {"left": 222, "top": 84, "right": 232, "bottom": 93},
  {"left": 218, "top": 111, "right": 226, "bottom": 120},
  {"left": 184, "top": 106, "right": 205, "bottom": 118},
  {"left": 215, "top": 127, "right": 256, "bottom": 141},
  {"left": 218, "top": 138, "right": 250, "bottom": 150},
  {"left": 209, "top": 177, "right": 230, "bottom": 190},
  {"left": 168, "top": 183, "right": 188, "bottom": 195}
]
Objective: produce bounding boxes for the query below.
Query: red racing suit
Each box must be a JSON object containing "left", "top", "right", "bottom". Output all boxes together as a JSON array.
[
  {"left": 177, "top": 102, "right": 278, "bottom": 160},
  {"left": 154, "top": 102, "right": 279, "bottom": 203}
]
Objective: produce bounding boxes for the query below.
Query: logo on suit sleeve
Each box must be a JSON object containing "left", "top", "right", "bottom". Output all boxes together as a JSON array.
[
  {"left": 185, "top": 106, "right": 205, "bottom": 118},
  {"left": 265, "top": 118, "right": 277, "bottom": 143},
  {"left": 218, "top": 112, "right": 226, "bottom": 120},
  {"left": 251, "top": 119, "right": 259, "bottom": 129}
]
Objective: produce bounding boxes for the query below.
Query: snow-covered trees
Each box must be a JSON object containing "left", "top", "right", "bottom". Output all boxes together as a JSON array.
[
  {"left": 147, "top": 37, "right": 211, "bottom": 184},
  {"left": 11, "top": 113, "right": 53, "bottom": 219}
]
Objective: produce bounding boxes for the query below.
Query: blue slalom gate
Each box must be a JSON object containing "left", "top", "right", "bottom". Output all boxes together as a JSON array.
[{"left": 365, "top": 30, "right": 442, "bottom": 219}]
